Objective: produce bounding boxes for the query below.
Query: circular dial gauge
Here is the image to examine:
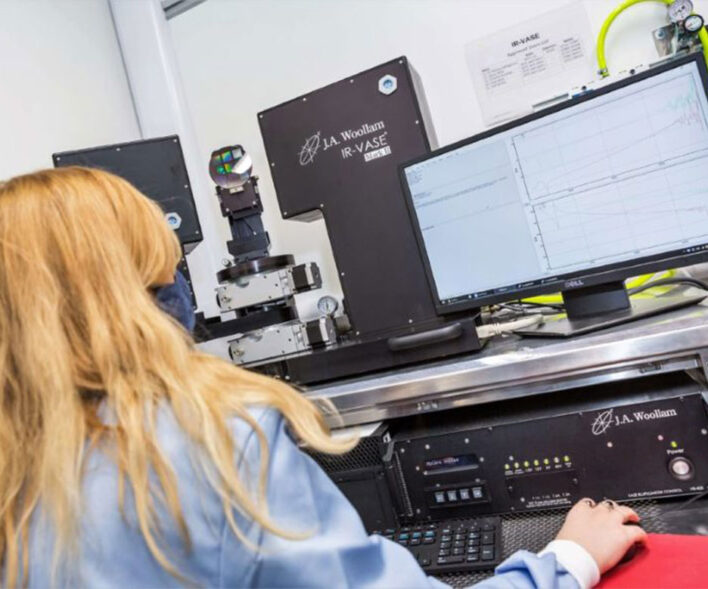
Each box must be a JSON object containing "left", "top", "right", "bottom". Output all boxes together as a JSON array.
[
  {"left": 684, "top": 13, "right": 704, "bottom": 32},
  {"left": 668, "top": 0, "right": 694, "bottom": 23},
  {"left": 317, "top": 295, "right": 339, "bottom": 316}
]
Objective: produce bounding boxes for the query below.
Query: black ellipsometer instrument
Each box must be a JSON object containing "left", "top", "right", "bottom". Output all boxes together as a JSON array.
[{"left": 255, "top": 56, "right": 483, "bottom": 384}]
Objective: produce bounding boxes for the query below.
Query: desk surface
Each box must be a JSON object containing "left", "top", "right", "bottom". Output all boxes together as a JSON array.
[
  {"left": 440, "top": 497, "right": 708, "bottom": 588},
  {"left": 306, "top": 304, "right": 708, "bottom": 427}
]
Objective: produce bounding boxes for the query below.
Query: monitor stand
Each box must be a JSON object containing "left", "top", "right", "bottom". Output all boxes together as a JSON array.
[{"left": 515, "top": 281, "right": 706, "bottom": 338}]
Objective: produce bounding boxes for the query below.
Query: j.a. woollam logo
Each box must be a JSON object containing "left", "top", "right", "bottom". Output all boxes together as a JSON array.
[
  {"left": 298, "top": 131, "right": 321, "bottom": 166},
  {"left": 591, "top": 407, "right": 678, "bottom": 436},
  {"left": 591, "top": 409, "right": 615, "bottom": 435}
]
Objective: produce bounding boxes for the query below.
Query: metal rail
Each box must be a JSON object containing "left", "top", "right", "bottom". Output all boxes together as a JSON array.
[{"left": 307, "top": 306, "right": 708, "bottom": 427}]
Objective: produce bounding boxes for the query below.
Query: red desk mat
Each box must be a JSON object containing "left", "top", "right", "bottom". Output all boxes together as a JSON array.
[{"left": 597, "top": 534, "right": 708, "bottom": 589}]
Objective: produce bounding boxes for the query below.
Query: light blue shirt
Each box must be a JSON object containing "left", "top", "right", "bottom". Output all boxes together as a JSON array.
[{"left": 25, "top": 406, "right": 581, "bottom": 588}]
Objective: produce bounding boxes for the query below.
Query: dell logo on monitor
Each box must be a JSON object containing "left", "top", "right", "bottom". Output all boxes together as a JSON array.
[{"left": 565, "top": 279, "right": 584, "bottom": 288}]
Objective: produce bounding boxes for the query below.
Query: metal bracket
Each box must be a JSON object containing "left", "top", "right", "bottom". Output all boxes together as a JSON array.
[{"left": 161, "top": 0, "right": 207, "bottom": 19}]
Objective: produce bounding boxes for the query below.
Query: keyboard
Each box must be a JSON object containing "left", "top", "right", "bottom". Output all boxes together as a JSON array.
[{"left": 374, "top": 516, "right": 502, "bottom": 574}]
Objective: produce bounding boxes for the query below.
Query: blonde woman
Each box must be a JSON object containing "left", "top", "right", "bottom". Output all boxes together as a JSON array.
[{"left": 0, "top": 168, "right": 645, "bottom": 588}]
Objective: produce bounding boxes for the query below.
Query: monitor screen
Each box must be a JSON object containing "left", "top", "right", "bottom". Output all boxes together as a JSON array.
[{"left": 402, "top": 54, "right": 708, "bottom": 311}]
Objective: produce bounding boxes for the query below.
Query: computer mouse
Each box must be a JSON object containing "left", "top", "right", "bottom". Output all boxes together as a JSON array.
[
  {"left": 619, "top": 521, "right": 644, "bottom": 564},
  {"left": 619, "top": 542, "right": 640, "bottom": 564}
]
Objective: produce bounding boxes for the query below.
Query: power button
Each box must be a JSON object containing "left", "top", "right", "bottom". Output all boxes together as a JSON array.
[{"left": 668, "top": 457, "right": 694, "bottom": 481}]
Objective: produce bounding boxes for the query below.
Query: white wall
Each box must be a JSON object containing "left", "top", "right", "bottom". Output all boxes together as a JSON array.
[
  {"left": 0, "top": 0, "right": 139, "bottom": 179},
  {"left": 169, "top": 0, "right": 679, "bottom": 318}
]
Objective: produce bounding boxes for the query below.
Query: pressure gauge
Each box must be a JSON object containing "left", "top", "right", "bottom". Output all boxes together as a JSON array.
[
  {"left": 317, "top": 295, "right": 339, "bottom": 317},
  {"left": 668, "top": 0, "right": 694, "bottom": 23},
  {"left": 684, "top": 13, "right": 704, "bottom": 33}
]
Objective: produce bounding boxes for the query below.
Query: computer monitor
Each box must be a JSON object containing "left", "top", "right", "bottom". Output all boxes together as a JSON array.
[{"left": 401, "top": 53, "right": 708, "bottom": 336}]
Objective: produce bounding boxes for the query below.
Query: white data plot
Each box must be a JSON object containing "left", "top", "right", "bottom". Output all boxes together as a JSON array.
[
  {"left": 532, "top": 163, "right": 708, "bottom": 270},
  {"left": 513, "top": 71, "right": 708, "bottom": 203},
  {"left": 402, "top": 60, "right": 708, "bottom": 302}
]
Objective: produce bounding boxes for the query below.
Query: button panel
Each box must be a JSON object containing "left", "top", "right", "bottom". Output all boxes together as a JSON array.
[
  {"left": 668, "top": 456, "right": 695, "bottom": 481},
  {"left": 373, "top": 517, "right": 502, "bottom": 575},
  {"left": 426, "top": 483, "right": 489, "bottom": 508}
]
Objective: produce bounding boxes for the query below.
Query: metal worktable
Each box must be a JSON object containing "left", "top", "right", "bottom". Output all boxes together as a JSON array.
[
  {"left": 306, "top": 303, "right": 708, "bottom": 427},
  {"left": 304, "top": 302, "right": 708, "bottom": 587}
]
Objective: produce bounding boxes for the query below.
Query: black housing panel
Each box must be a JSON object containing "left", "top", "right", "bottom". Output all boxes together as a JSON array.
[
  {"left": 258, "top": 57, "right": 443, "bottom": 337},
  {"left": 53, "top": 135, "right": 202, "bottom": 251},
  {"left": 393, "top": 373, "right": 708, "bottom": 520}
]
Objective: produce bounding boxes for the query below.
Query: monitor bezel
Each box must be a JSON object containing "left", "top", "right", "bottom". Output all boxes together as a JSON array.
[{"left": 400, "top": 52, "right": 708, "bottom": 314}]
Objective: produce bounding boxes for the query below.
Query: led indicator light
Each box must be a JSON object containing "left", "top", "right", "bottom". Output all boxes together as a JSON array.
[
  {"left": 553, "top": 457, "right": 560, "bottom": 464},
  {"left": 670, "top": 441, "right": 678, "bottom": 449},
  {"left": 563, "top": 455, "right": 570, "bottom": 462},
  {"left": 543, "top": 458, "right": 550, "bottom": 465},
  {"left": 514, "top": 462, "right": 519, "bottom": 469},
  {"left": 523, "top": 461, "right": 530, "bottom": 468},
  {"left": 533, "top": 459, "right": 540, "bottom": 466}
]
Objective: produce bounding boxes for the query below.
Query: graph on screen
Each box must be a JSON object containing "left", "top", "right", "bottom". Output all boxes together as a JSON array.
[
  {"left": 402, "top": 59, "right": 708, "bottom": 303},
  {"left": 514, "top": 69, "right": 708, "bottom": 272}
]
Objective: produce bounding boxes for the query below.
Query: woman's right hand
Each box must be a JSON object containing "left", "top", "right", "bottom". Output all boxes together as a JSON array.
[{"left": 554, "top": 499, "right": 648, "bottom": 573}]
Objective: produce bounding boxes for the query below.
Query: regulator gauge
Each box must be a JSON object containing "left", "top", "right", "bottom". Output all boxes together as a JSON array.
[
  {"left": 684, "top": 13, "right": 704, "bottom": 33},
  {"left": 668, "top": 0, "right": 694, "bottom": 23},
  {"left": 317, "top": 295, "right": 339, "bottom": 317}
]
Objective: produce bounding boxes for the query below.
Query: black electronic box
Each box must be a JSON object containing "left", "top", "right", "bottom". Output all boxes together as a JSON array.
[
  {"left": 309, "top": 373, "right": 708, "bottom": 525},
  {"left": 53, "top": 136, "right": 202, "bottom": 252}
]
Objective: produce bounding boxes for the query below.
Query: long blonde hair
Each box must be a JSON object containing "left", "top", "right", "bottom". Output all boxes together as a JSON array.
[{"left": 0, "top": 167, "right": 351, "bottom": 585}]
